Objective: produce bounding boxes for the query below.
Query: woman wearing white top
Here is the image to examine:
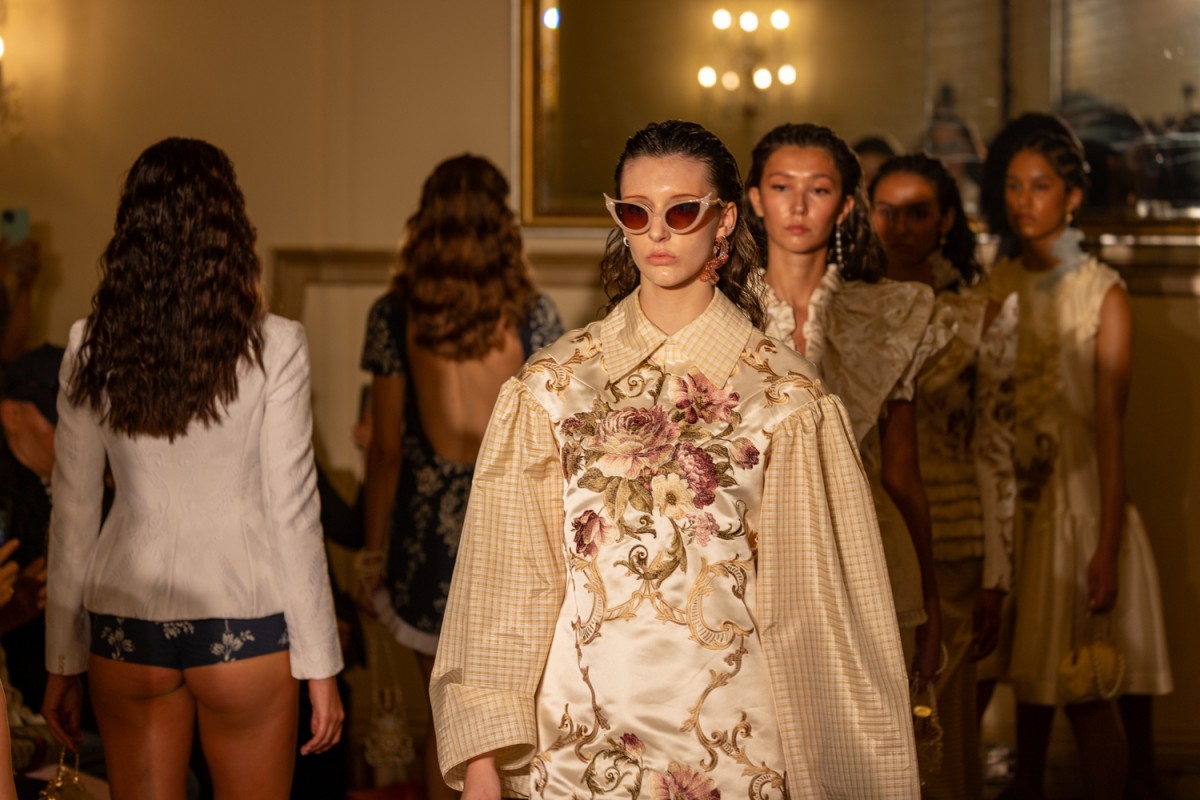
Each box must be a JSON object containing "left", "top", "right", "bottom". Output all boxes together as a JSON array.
[{"left": 42, "top": 138, "right": 344, "bottom": 799}]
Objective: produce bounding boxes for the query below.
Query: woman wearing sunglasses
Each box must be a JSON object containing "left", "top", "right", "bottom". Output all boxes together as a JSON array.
[
  {"left": 430, "top": 120, "right": 918, "bottom": 800},
  {"left": 746, "top": 123, "right": 949, "bottom": 701}
]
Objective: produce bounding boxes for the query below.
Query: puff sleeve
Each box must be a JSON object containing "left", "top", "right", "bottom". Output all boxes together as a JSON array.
[
  {"left": 430, "top": 378, "right": 566, "bottom": 795},
  {"left": 757, "top": 393, "right": 919, "bottom": 798}
]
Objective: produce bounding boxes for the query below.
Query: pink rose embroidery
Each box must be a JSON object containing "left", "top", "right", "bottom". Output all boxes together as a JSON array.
[
  {"left": 672, "top": 371, "right": 739, "bottom": 425},
  {"left": 687, "top": 512, "right": 719, "bottom": 547},
  {"left": 731, "top": 437, "right": 760, "bottom": 470},
  {"left": 649, "top": 761, "right": 721, "bottom": 800},
  {"left": 572, "top": 510, "right": 614, "bottom": 557},
  {"left": 586, "top": 406, "right": 679, "bottom": 479},
  {"left": 673, "top": 443, "right": 718, "bottom": 507},
  {"left": 618, "top": 732, "right": 645, "bottom": 756}
]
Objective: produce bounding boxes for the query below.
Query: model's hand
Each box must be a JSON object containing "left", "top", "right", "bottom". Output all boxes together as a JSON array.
[
  {"left": 0, "top": 556, "right": 47, "bottom": 635},
  {"left": 971, "top": 588, "right": 1005, "bottom": 661},
  {"left": 1087, "top": 548, "right": 1119, "bottom": 613},
  {"left": 462, "top": 753, "right": 502, "bottom": 800},
  {"left": 299, "top": 677, "right": 344, "bottom": 756},
  {"left": 352, "top": 549, "right": 385, "bottom": 618},
  {"left": 42, "top": 673, "right": 85, "bottom": 750},
  {"left": 912, "top": 601, "right": 943, "bottom": 693},
  {"left": 2, "top": 240, "right": 41, "bottom": 289}
]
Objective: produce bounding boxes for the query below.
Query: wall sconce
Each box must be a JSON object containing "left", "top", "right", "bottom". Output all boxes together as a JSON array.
[
  {"left": 698, "top": 6, "right": 797, "bottom": 118},
  {"left": 0, "top": 31, "right": 18, "bottom": 134}
]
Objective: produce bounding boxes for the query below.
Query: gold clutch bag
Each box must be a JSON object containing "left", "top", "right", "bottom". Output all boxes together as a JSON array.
[
  {"left": 37, "top": 748, "right": 96, "bottom": 800},
  {"left": 1057, "top": 617, "right": 1125, "bottom": 704}
]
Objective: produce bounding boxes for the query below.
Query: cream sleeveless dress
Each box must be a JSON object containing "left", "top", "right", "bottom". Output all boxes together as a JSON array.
[{"left": 986, "top": 239, "right": 1172, "bottom": 705}]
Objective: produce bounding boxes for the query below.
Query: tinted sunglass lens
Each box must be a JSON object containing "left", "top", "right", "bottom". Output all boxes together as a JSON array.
[
  {"left": 664, "top": 201, "right": 702, "bottom": 231},
  {"left": 615, "top": 203, "right": 649, "bottom": 231}
]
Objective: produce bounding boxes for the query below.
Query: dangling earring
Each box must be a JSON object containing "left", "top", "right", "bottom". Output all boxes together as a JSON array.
[
  {"left": 833, "top": 225, "right": 845, "bottom": 267},
  {"left": 1066, "top": 210, "right": 1074, "bottom": 227},
  {"left": 700, "top": 236, "right": 730, "bottom": 285},
  {"left": 623, "top": 236, "right": 630, "bottom": 248},
  {"left": 939, "top": 232, "right": 947, "bottom": 252}
]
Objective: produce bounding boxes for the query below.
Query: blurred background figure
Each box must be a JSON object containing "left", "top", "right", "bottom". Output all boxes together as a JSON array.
[
  {"left": 357, "top": 153, "right": 562, "bottom": 800},
  {"left": 923, "top": 83, "right": 987, "bottom": 217},
  {"left": 870, "top": 154, "right": 1016, "bottom": 798},
  {"left": 853, "top": 132, "right": 904, "bottom": 192}
]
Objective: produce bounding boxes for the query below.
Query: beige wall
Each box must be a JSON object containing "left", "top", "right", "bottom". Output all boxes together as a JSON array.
[{"left": 0, "top": 0, "right": 514, "bottom": 341}]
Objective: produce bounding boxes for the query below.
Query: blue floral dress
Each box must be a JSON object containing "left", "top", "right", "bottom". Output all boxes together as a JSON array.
[{"left": 360, "top": 292, "right": 563, "bottom": 652}]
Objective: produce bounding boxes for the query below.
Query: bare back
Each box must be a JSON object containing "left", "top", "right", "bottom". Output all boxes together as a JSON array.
[{"left": 405, "top": 321, "right": 526, "bottom": 464}]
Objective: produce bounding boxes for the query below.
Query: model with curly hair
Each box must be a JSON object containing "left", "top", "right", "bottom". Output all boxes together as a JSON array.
[
  {"left": 984, "top": 123, "right": 1172, "bottom": 800},
  {"left": 43, "top": 137, "right": 344, "bottom": 799},
  {"left": 870, "top": 153, "right": 1017, "bottom": 798},
  {"left": 358, "top": 153, "right": 562, "bottom": 800},
  {"left": 745, "top": 122, "right": 947, "bottom": 694},
  {"left": 432, "top": 120, "right": 918, "bottom": 799}
]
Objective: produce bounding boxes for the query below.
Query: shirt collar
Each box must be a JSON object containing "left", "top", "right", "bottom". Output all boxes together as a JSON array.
[{"left": 601, "top": 288, "right": 753, "bottom": 385}]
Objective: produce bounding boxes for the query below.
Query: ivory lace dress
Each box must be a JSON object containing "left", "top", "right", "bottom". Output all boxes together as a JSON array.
[
  {"left": 762, "top": 264, "right": 953, "bottom": 629},
  {"left": 431, "top": 290, "right": 919, "bottom": 799},
  {"left": 985, "top": 234, "right": 1172, "bottom": 705}
]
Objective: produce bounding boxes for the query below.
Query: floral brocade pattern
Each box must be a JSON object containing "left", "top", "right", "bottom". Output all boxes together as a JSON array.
[{"left": 522, "top": 303, "right": 817, "bottom": 799}]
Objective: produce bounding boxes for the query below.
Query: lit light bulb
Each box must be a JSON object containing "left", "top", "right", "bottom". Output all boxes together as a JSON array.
[
  {"left": 698, "top": 66, "right": 718, "bottom": 88},
  {"left": 542, "top": 7, "right": 560, "bottom": 29},
  {"left": 753, "top": 68, "right": 773, "bottom": 90},
  {"left": 721, "top": 71, "right": 741, "bottom": 91},
  {"left": 0, "top": 34, "right": 6, "bottom": 60},
  {"left": 771, "top": 10, "right": 790, "bottom": 30},
  {"left": 777, "top": 64, "right": 797, "bottom": 85},
  {"left": 739, "top": 11, "right": 759, "bottom": 32},
  {"left": 712, "top": 9, "right": 732, "bottom": 30}
]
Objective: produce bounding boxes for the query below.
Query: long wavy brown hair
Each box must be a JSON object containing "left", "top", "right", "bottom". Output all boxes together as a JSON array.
[
  {"left": 394, "top": 154, "right": 536, "bottom": 360},
  {"left": 69, "top": 137, "right": 265, "bottom": 440},
  {"left": 745, "top": 122, "right": 885, "bottom": 282},
  {"left": 598, "top": 120, "right": 766, "bottom": 329}
]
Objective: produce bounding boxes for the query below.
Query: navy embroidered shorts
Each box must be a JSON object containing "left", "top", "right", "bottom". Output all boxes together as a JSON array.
[{"left": 89, "top": 612, "right": 289, "bottom": 669}]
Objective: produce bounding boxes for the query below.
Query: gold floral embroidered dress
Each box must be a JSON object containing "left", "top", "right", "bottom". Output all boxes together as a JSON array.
[
  {"left": 985, "top": 241, "right": 1172, "bottom": 705},
  {"left": 432, "top": 290, "right": 919, "bottom": 799}
]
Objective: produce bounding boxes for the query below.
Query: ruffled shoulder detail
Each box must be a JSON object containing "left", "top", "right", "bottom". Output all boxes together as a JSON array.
[
  {"left": 819, "top": 279, "right": 938, "bottom": 444},
  {"left": 891, "top": 296, "right": 957, "bottom": 403},
  {"left": 799, "top": 262, "right": 846, "bottom": 368}
]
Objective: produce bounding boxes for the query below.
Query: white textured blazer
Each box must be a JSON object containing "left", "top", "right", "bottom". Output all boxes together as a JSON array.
[{"left": 46, "top": 314, "right": 344, "bottom": 680}]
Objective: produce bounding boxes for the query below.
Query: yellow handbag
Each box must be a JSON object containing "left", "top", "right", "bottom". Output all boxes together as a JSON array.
[
  {"left": 1057, "top": 615, "right": 1125, "bottom": 704},
  {"left": 36, "top": 748, "right": 96, "bottom": 800}
]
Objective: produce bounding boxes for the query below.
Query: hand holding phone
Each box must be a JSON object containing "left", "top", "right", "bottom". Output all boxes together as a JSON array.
[
  {"left": 1, "top": 207, "right": 29, "bottom": 245},
  {"left": 1, "top": 208, "right": 39, "bottom": 282}
]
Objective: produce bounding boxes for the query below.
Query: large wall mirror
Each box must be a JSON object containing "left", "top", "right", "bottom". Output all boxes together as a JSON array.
[{"left": 521, "top": 0, "right": 1200, "bottom": 227}]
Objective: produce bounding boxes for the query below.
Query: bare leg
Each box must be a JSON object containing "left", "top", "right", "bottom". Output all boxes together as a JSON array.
[
  {"left": 1064, "top": 699, "right": 1127, "bottom": 800},
  {"left": 1011, "top": 702, "right": 1054, "bottom": 800},
  {"left": 1120, "top": 694, "right": 1162, "bottom": 800},
  {"left": 186, "top": 651, "right": 299, "bottom": 800},
  {"left": 88, "top": 655, "right": 196, "bottom": 800},
  {"left": 418, "top": 653, "right": 459, "bottom": 800}
]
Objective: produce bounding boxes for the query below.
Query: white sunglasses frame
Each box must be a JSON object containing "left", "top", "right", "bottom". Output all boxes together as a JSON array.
[{"left": 603, "top": 192, "right": 725, "bottom": 235}]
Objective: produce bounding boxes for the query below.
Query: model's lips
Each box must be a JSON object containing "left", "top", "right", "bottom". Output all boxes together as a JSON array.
[
  {"left": 785, "top": 224, "right": 810, "bottom": 235},
  {"left": 647, "top": 251, "right": 676, "bottom": 265},
  {"left": 1012, "top": 214, "right": 1036, "bottom": 225}
]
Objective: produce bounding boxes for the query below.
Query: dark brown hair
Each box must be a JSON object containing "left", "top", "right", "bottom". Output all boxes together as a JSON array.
[
  {"left": 869, "top": 153, "right": 983, "bottom": 286},
  {"left": 69, "top": 137, "right": 265, "bottom": 440},
  {"left": 394, "top": 154, "right": 536, "bottom": 359},
  {"left": 598, "top": 120, "right": 766, "bottom": 329},
  {"left": 745, "top": 122, "right": 884, "bottom": 282}
]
